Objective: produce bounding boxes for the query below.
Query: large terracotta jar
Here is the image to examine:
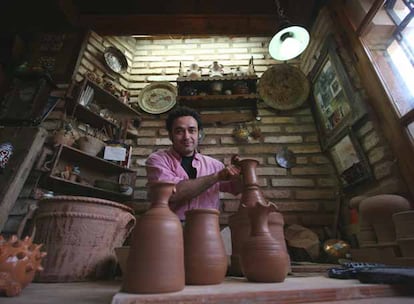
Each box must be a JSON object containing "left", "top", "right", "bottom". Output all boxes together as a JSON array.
[
  {"left": 357, "top": 194, "right": 411, "bottom": 244},
  {"left": 33, "top": 196, "right": 135, "bottom": 282},
  {"left": 184, "top": 208, "right": 227, "bottom": 285},
  {"left": 240, "top": 204, "right": 289, "bottom": 282},
  {"left": 122, "top": 182, "right": 185, "bottom": 293}
]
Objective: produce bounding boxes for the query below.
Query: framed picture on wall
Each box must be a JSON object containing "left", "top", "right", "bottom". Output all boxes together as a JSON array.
[
  {"left": 309, "top": 35, "right": 367, "bottom": 149},
  {"left": 328, "top": 128, "right": 372, "bottom": 190}
]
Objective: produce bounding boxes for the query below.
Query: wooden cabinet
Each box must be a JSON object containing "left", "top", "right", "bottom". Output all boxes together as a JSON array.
[
  {"left": 44, "top": 144, "right": 136, "bottom": 202},
  {"left": 176, "top": 75, "right": 258, "bottom": 115}
]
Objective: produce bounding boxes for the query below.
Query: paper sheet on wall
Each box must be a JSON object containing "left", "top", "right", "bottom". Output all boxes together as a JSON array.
[{"left": 104, "top": 146, "right": 127, "bottom": 161}]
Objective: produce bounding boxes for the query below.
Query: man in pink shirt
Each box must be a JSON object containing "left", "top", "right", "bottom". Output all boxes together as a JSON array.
[{"left": 146, "top": 106, "right": 242, "bottom": 220}]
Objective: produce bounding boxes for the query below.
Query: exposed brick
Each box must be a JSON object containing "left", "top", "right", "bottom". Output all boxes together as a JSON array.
[
  {"left": 317, "top": 178, "right": 339, "bottom": 187},
  {"left": 264, "top": 135, "right": 303, "bottom": 144},
  {"left": 289, "top": 145, "right": 322, "bottom": 153},
  {"left": 310, "top": 156, "right": 331, "bottom": 164},
  {"left": 136, "top": 129, "right": 157, "bottom": 137},
  {"left": 368, "top": 146, "right": 391, "bottom": 164},
  {"left": 295, "top": 189, "right": 336, "bottom": 200},
  {"left": 131, "top": 147, "right": 153, "bottom": 156},
  {"left": 275, "top": 201, "right": 320, "bottom": 212},
  {"left": 304, "top": 135, "right": 318, "bottom": 143},
  {"left": 136, "top": 138, "right": 157, "bottom": 145},
  {"left": 133, "top": 190, "right": 147, "bottom": 200},
  {"left": 135, "top": 178, "right": 148, "bottom": 188},
  {"left": 135, "top": 168, "right": 147, "bottom": 177},
  {"left": 200, "top": 147, "right": 240, "bottom": 155},
  {"left": 140, "top": 120, "right": 165, "bottom": 127},
  {"left": 261, "top": 117, "right": 297, "bottom": 124},
  {"left": 258, "top": 126, "right": 282, "bottom": 133},
  {"left": 373, "top": 160, "right": 395, "bottom": 180},
  {"left": 362, "top": 131, "right": 380, "bottom": 151},
  {"left": 257, "top": 167, "right": 287, "bottom": 176},
  {"left": 356, "top": 121, "right": 374, "bottom": 137},
  {"left": 271, "top": 178, "right": 315, "bottom": 187},
  {"left": 291, "top": 166, "right": 333, "bottom": 175},
  {"left": 262, "top": 189, "right": 292, "bottom": 199},
  {"left": 285, "top": 125, "right": 316, "bottom": 133}
]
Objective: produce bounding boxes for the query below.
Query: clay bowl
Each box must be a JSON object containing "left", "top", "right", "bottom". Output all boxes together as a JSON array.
[
  {"left": 115, "top": 246, "right": 130, "bottom": 275},
  {"left": 393, "top": 210, "right": 414, "bottom": 239}
]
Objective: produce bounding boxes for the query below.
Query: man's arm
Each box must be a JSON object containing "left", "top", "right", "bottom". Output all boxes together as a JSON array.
[{"left": 170, "top": 165, "right": 240, "bottom": 206}]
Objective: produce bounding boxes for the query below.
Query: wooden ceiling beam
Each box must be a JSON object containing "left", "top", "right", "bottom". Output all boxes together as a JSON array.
[{"left": 76, "top": 14, "right": 278, "bottom": 36}]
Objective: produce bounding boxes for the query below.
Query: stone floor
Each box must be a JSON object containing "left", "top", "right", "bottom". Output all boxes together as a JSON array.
[{"left": 1, "top": 276, "right": 413, "bottom": 304}]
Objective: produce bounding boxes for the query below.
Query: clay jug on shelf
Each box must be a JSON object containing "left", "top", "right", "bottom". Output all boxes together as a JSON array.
[
  {"left": 240, "top": 204, "right": 289, "bottom": 282},
  {"left": 184, "top": 208, "right": 227, "bottom": 285},
  {"left": 122, "top": 181, "right": 185, "bottom": 293}
]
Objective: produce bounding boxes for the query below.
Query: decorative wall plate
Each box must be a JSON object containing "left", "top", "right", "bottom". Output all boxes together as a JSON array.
[
  {"left": 103, "top": 47, "right": 128, "bottom": 74},
  {"left": 138, "top": 82, "right": 177, "bottom": 114},
  {"left": 258, "top": 64, "right": 310, "bottom": 110}
]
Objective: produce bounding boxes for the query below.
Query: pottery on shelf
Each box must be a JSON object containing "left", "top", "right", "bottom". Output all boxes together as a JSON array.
[
  {"left": 122, "top": 181, "right": 185, "bottom": 293},
  {"left": 184, "top": 208, "right": 227, "bottom": 285}
]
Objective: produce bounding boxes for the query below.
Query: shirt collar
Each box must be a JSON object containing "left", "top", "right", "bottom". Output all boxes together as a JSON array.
[{"left": 169, "top": 147, "right": 201, "bottom": 161}]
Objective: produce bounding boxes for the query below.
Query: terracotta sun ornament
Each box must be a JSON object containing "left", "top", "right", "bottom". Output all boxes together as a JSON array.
[{"left": 0, "top": 235, "right": 46, "bottom": 297}]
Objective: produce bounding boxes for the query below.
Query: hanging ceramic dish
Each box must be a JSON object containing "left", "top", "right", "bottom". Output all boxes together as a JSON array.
[
  {"left": 275, "top": 146, "right": 296, "bottom": 169},
  {"left": 258, "top": 64, "right": 310, "bottom": 110},
  {"left": 138, "top": 82, "right": 177, "bottom": 114},
  {"left": 103, "top": 46, "right": 128, "bottom": 74}
]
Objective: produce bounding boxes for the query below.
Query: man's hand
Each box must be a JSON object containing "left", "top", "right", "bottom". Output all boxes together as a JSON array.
[{"left": 217, "top": 165, "right": 241, "bottom": 181}]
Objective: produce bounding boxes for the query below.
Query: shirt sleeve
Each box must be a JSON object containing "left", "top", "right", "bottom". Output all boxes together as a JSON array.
[{"left": 145, "top": 151, "right": 184, "bottom": 185}]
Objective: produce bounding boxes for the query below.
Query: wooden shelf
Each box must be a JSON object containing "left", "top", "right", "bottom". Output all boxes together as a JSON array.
[
  {"left": 79, "top": 78, "right": 141, "bottom": 119},
  {"left": 177, "top": 94, "right": 258, "bottom": 110},
  {"left": 176, "top": 76, "right": 258, "bottom": 114},
  {"left": 46, "top": 175, "right": 133, "bottom": 202},
  {"left": 44, "top": 144, "right": 135, "bottom": 202}
]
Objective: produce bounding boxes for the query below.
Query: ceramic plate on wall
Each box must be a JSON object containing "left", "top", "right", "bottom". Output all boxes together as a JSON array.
[
  {"left": 258, "top": 64, "right": 310, "bottom": 110},
  {"left": 137, "top": 82, "right": 177, "bottom": 114}
]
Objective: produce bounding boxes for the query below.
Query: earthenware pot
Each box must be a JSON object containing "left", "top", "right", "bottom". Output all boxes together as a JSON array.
[
  {"left": 122, "top": 181, "right": 185, "bottom": 293},
  {"left": 184, "top": 208, "right": 227, "bottom": 285}
]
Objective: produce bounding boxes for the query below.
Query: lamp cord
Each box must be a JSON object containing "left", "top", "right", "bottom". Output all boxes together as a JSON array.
[{"left": 274, "top": 0, "right": 285, "bottom": 19}]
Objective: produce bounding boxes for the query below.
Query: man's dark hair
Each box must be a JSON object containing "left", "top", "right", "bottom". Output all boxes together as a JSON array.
[{"left": 166, "top": 106, "right": 202, "bottom": 132}]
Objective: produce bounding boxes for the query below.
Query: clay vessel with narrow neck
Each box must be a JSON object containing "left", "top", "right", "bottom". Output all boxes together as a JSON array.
[
  {"left": 122, "top": 181, "right": 185, "bottom": 293},
  {"left": 240, "top": 204, "right": 289, "bottom": 282}
]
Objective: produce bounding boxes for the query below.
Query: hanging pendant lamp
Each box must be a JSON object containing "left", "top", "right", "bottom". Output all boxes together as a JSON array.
[{"left": 269, "top": 0, "right": 310, "bottom": 61}]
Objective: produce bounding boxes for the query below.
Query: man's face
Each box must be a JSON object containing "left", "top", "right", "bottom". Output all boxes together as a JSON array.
[{"left": 169, "top": 116, "right": 199, "bottom": 157}]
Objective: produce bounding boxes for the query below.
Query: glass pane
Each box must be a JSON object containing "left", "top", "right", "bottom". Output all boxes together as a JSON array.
[
  {"left": 386, "top": 0, "right": 411, "bottom": 24},
  {"left": 362, "top": 3, "right": 414, "bottom": 117}
]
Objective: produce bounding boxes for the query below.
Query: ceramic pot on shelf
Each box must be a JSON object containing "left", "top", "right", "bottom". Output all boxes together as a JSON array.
[
  {"left": 122, "top": 181, "right": 185, "bottom": 293},
  {"left": 184, "top": 208, "right": 227, "bottom": 285}
]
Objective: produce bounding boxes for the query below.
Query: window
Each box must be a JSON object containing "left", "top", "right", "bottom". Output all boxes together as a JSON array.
[{"left": 359, "top": 0, "right": 414, "bottom": 120}]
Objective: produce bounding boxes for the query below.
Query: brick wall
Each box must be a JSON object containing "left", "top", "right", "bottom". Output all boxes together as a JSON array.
[{"left": 37, "top": 7, "right": 407, "bottom": 239}]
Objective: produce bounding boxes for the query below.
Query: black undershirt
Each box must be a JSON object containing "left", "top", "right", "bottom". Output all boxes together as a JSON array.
[{"left": 181, "top": 155, "right": 197, "bottom": 179}]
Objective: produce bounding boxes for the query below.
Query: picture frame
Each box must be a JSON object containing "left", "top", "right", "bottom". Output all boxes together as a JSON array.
[
  {"left": 309, "top": 35, "right": 366, "bottom": 150},
  {"left": 328, "top": 128, "right": 372, "bottom": 190}
]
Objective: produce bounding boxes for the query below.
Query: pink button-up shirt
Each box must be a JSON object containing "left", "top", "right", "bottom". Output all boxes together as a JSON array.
[{"left": 145, "top": 148, "right": 238, "bottom": 220}]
